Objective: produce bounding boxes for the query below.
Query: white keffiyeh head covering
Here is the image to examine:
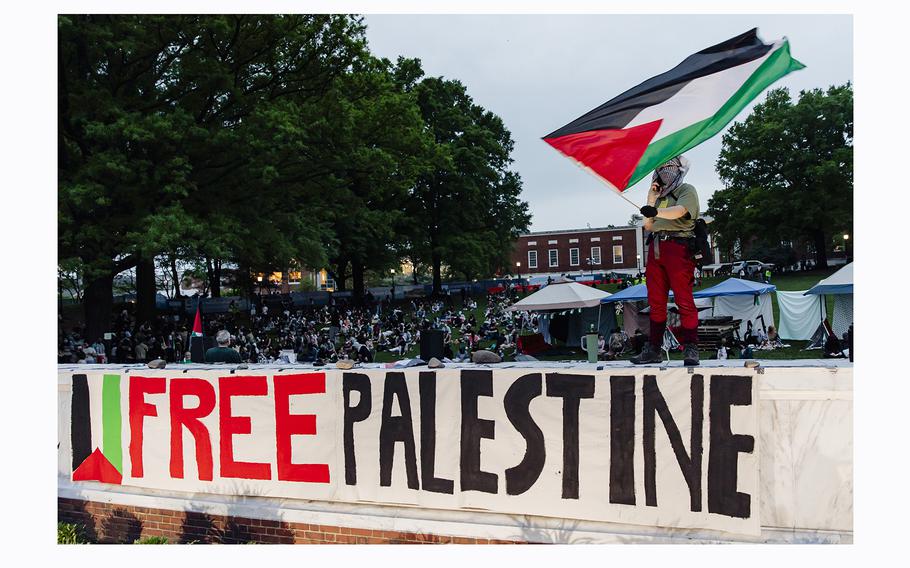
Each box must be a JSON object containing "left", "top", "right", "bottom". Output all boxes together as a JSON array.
[{"left": 651, "top": 155, "right": 690, "bottom": 198}]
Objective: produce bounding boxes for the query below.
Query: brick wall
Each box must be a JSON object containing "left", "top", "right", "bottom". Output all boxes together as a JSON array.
[
  {"left": 58, "top": 498, "right": 527, "bottom": 544},
  {"left": 510, "top": 227, "right": 641, "bottom": 275}
]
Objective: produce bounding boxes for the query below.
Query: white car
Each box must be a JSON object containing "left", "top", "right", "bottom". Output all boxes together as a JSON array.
[{"left": 731, "top": 260, "right": 774, "bottom": 275}]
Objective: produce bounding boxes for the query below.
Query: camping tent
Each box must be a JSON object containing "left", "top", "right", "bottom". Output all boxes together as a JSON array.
[
  {"left": 508, "top": 281, "right": 615, "bottom": 347},
  {"left": 805, "top": 263, "right": 853, "bottom": 338},
  {"left": 694, "top": 278, "right": 776, "bottom": 338}
]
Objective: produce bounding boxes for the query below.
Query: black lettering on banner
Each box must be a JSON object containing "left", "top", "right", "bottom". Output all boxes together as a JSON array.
[
  {"left": 609, "top": 375, "right": 636, "bottom": 505},
  {"left": 342, "top": 373, "right": 371, "bottom": 486},
  {"left": 379, "top": 372, "right": 420, "bottom": 489},
  {"left": 504, "top": 373, "right": 545, "bottom": 495},
  {"left": 419, "top": 371, "right": 454, "bottom": 494},
  {"left": 460, "top": 370, "right": 498, "bottom": 493},
  {"left": 708, "top": 375, "right": 754, "bottom": 519},
  {"left": 545, "top": 373, "right": 595, "bottom": 499},
  {"left": 642, "top": 375, "right": 704, "bottom": 511},
  {"left": 71, "top": 373, "right": 92, "bottom": 470}
]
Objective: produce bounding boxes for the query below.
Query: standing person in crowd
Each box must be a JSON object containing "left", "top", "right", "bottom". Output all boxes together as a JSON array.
[
  {"left": 205, "top": 330, "right": 242, "bottom": 363},
  {"left": 631, "top": 156, "right": 701, "bottom": 366}
]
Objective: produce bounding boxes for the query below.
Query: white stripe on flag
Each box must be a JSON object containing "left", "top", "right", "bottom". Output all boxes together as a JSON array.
[{"left": 625, "top": 41, "right": 783, "bottom": 142}]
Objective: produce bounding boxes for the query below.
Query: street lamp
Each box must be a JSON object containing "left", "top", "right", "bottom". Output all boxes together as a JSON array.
[
  {"left": 390, "top": 269, "right": 396, "bottom": 300},
  {"left": 843, "top": 233, "right": 850, "bottom": 261}
]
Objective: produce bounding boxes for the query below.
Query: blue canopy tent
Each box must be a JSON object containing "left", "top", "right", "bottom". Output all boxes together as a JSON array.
[
  {"left": 804, "top": 263, "right": 853, "bottom": 296},
  {"left": 602, "top": 278, "right": 776, "bottom": 337},
  {"left": 600, "top": 283, "right": 665, "bottom": 303},
  {"left": 693, "top": 278, "right": 776, "bottom": 337},
  {"left": 693, "top": 278, "right": 776, "bottom": 298}
]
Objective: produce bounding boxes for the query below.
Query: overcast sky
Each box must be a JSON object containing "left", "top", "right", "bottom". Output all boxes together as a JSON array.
[{"left": 363, "top": 14, "right": 853, "bottom": 232}]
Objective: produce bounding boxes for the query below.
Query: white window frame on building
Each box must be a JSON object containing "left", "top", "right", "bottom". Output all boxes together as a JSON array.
[
  {"left": 528, "top": 250, "right": 538, "bottom": 269},
  {"left": 569, "top": 248, "right": 580, "bottom": 266},
  {"left": 612, "top": 245, "right": 624, "bottom": 264},
  {"left": 591, "top": 246, "right": 601, "bottom": 265},
  {"left": 549, "top": 249, "right": 559, "bottom": 268}
]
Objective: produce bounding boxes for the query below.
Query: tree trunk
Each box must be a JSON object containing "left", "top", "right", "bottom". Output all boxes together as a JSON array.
[
  {"left": 351, "top": 258, "right": 365, "bottom": 300},
  {"left": 334, "top": 259, "right": 348, "bottom": 292},
  {"left": 432, "top": 252, "right": 442, "bottom": 297},
  {"left": 83, "top": 273, "right": 114, "bottom": 343},
  {"left": 237, "top": 262, "right": 254, "bottom": 299},
  {"left": 136, "top": 256, "right": 157, "bottom": 324},
  {"left": 812, "top": 229, "right": 829, "bottom": 268},
  {"left": 170, "top": 255, "right": 181, "bottom": 298},
  {"left": 212, "top": 259, "right": 222, "bottom": 297}
]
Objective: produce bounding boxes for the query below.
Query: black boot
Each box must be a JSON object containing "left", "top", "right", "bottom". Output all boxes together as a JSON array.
[
  {"left": 683, "top": 343, "right": 700, "bottom": 366},
  {"left": 630, "top": 342, "right": 662, "bottom": 364}
]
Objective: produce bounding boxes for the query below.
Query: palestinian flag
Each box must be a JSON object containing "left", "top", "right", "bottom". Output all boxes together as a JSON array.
[
  {"left": 543, "top": 28, "right": 804, "bottom": 191},
  {"left": 191, "top": 301, "right": 203, "bottom": 338},
  {"left": 70, "top": 373, "right": 124, "bottom": 484}
]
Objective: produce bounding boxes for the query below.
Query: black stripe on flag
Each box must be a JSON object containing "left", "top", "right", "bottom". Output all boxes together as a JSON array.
[
  {"left": 544, "top": 28, "right": 773, "bottom": 138},
  {"left": 71, "top": 373, "right": 92, "bottom": 470}
]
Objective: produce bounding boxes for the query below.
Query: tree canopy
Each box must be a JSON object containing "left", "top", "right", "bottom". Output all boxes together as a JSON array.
[
  {"left": 707, "top": 84, "right": 853, "bottom": 267},
  {"left": 58, "top": 15, "right": 530, "bottom": 338}
]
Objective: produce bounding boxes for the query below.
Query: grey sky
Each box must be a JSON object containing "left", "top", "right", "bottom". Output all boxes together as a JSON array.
[{"left": 363, "top": 14, "right": 852, "bottom": 232}]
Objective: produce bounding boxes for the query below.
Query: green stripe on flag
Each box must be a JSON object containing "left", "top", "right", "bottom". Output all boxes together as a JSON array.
[
  {"left": 628, "top": 40, "right": 805, "bottom": 186},
  {"left": 102, "top": 374, "right": 122, "bottom": 473}
]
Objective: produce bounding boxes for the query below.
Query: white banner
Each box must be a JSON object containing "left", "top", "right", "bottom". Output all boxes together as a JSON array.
[{"left": 62, "top": 368, "right": 760, "bottom": 536}]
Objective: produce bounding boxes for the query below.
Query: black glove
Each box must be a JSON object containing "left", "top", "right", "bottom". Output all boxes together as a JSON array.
[{"left": 640, "top": 205, "right": 658, "bottom": 218}]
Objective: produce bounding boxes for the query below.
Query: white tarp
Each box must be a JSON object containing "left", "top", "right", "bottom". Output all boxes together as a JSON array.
[
  {"left": 61, "top": 368, "right": 761, "bottom": 536},
  {"left": 508, "top": 281, "right": 610, "bottom": 311},
  {"left": 711, "top": 293, "right": 775, "bottom": 338},
  {"left": 776, "top": 290, "right": 826, "bottom": 340}
]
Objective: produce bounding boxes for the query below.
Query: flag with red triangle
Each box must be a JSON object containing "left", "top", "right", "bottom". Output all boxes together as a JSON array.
[
  {"left": 192, "top": 300, "right": 203, "bottom": 338},
  {"left": 543, "top": 28, "right": 804, "bottom": 192}
]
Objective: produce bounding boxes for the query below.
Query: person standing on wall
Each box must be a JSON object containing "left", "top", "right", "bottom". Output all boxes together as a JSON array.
[{"left": 630, "top": 156, "right": 701, "bottom": 366}]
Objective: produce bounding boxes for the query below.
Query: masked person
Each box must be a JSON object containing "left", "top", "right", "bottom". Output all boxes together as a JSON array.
[{"left": 630, "top": 156, "right": 701, "bottom": 366}]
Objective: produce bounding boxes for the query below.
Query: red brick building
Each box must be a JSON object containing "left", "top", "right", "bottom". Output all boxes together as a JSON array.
[{"left": 510, "top": 226, "right": 645, "bottom": 277}]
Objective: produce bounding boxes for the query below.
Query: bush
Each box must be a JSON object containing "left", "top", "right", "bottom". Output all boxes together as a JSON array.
[
  {"left": 58, "top": 522, "right": 90, "bottom": 544},
  {"left": 134, "top": 536, "right": 169, "bottom": 544}
]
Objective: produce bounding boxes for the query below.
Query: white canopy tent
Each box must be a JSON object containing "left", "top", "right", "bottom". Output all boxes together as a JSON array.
[
  {"left": 508, "top": 281, "right": 614, "bottom": 347},
  {"left": 507, "top": 280, "right": 610, "bottom": 311}
]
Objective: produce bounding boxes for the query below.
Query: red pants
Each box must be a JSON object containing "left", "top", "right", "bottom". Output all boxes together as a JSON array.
[{"left": 645, "top": 239, "right": 698, "bottom": 346}]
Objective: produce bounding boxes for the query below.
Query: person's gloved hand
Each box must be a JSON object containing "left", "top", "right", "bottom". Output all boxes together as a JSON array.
[{"left": 640, "top": 205, "right": 658, "bottom": 218}]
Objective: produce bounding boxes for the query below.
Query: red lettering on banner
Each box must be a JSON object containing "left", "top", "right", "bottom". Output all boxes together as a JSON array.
[
  {"left": 129, "top": 376, "right": 167, "bottom": 478},
  {"left": 274, "top": 373, "right": 330, "bottom": 483},
  {"left": 219, "top": 376, "right": 272, "bottom": 480},
  {"left": 169, "top": 378, "right": 216, "bottom": 481}
]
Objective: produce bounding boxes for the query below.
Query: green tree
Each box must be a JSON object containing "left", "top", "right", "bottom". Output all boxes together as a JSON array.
[
  {"left": 407, "top": 77, "right": 531, "bottom": 293},
  {"left": 59, "top": 15, "right": 367, "bottom": 338},
  {"left": 315, "top": 56, "right": 432, "bottom": 298},
  {"left": 708, "top": 84, "right": 853, "bottom": 267}
]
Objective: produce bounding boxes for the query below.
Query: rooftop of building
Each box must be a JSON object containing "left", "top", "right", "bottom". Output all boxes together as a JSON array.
[{"left": 519, "top": 225, "right": 639, "bottom": 237}]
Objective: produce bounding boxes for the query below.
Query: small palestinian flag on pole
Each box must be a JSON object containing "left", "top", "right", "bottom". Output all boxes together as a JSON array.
[
  {"left": 543, "top": 29, "right": 804, "bottom": 195},
  {"left": 188, "top": 298, "right": 203, "bottom": 354},
  {"left": 192, "top": 300, "right": 203, "bottom": 338}
]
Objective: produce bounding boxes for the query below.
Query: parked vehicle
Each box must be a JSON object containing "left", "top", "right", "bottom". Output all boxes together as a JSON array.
[
  {"left": 701, "top": 263, "right": 733, "bottom": 277},
  {"left": 731, "top": 260, "right": 775, "bottom": 276}
]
